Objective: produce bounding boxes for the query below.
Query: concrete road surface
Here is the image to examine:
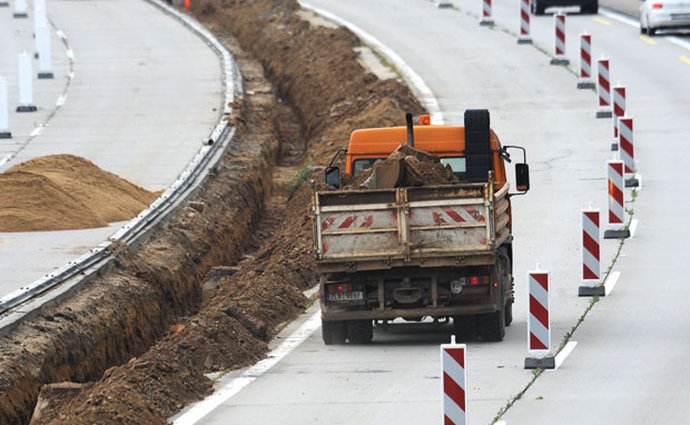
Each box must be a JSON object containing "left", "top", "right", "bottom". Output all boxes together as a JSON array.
[
  {"left": 176, "top": 0, "right": 688, "bottom": 424},
  {"left": 0, "top": 0, "right": 221, "bottom": 298}
]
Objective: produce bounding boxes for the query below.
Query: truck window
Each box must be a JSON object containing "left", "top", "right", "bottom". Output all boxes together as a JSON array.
[
  {"left": 353, "top": 158, "right": 385, "bottom": 176},
  {"left": 440, "top": 157, "right": 466, "bottom": 178}
]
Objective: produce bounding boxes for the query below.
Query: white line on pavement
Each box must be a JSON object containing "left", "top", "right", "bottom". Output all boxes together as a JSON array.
[
  {"left": 56, "top": 95, "right": 66, "bottom": 107},
  {"left": 550, "top": 341, "right": 578, "bottom": 371},
  {"left": 604, "top": 271, "right": 621, "bottom": 296},
  {"left": 629, "top": 218, "right": 639, "bottom": 239},
  {"left": 30, "top": 126, "right": 44, "bottom": 137},
  {"left": 599, "top": 8, "right": 690, "bottom": 52}
]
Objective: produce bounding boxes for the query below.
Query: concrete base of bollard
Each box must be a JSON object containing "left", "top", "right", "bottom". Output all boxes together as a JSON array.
[
  {"left": 436, "top": 0, "right": 453, "bottom": 8},
  {"left": 517, "top": 37, "right": 533, "bottom": 45},
  {"left": 604, "top": 228, "right": 630, "bottom": 239},
  {"left": 524, "top": 357, "right": 555, "bottom": 370},
  {"left": 578, "top": 285, "right": 605, "bottom": 297},
  {"left": 0, "top": 131, "right": 12, "bottom": 139},
  {"left": 13, "top": 12, "right": 28, "bottom": 17},
  {"left": 16, "top": 105, "right": 37, "bottom": 112},
  {"left": 479, "top": 18, "right": 494, "bottom": 26},
  {"left": 596, "top": 109, "right": 613, "bottom": 118},
  {"left": 38, "top": 72, "right": 54, "bottom": 79},
  {"left": 625, "top": 176, "right": 639, "bottom": 188},
  {"left": 550, "top": 57, "right": 570, "bottom": 66},
  {"left": 577, "top": 80, "right": 595, "bottom": 89},
  {"left": 0, "top": 2, "right": 9, "bottom": 6},
  {"left": 611, "top": 142, "right": 618, "bottom": 151}
]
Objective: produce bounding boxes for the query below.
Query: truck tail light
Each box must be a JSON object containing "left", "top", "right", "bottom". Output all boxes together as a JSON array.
[
  {"left": 468, "top": 275, "right": 490, "bottom": 286},
  {"left": 652, "top": 3, "right": 663, "bottom": 9}
]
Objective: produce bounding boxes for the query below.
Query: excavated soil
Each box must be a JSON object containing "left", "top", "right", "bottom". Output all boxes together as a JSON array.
[
  {"left": 0, "top": 155, "right": 159, "bottom": 232},
  {"left": 0, "top": 0, "right": 425, "bottom": 424}
]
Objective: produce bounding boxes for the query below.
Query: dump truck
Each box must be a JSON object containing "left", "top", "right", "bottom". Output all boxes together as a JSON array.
[{"left": 312, "top": 110, "right": 530, "bottom": 344}]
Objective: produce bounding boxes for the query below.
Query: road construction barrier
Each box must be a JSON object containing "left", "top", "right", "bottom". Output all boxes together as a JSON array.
[
  {"left": 17, "top": 51, "right": 37, "bottom": 112},
  {"left": 33, "top": 0, "right": 47, "bottom": 39},
  {"left": 525, "top": 267, "right": 555, "bottom": 369},
  {"left": 550, "top": 12, "right": 569, "bottom": 65},
  {"left": 618, "top": 117, "right": 639, "bottom": 188},
  {"left": 576, "top": 33, "right": 594, "bottom": 89},
  {"left": 604, "top": 159, "right": 630, "bottom": 239},
  {"left": 13, "top": 0, "right": 28, "bottom": 17},
  {"left": 441, "top": 337, "right": 467, "bottom": 425},
  {"left": 479, "top": 0, "right": 494, "bottom": 25},
  {"left": 611, "top": 84, "right": 625, "bottom": 149},
  {"left": 578, "top": 208, "right": 604, "bottom": 296},
  {"left": 596, "top": 57, "right": 612, "bottom": 118},
  {"left": 0, "top": 77, "right": 11, "bottom": 139},
  {"left": 37, "top": 25, "right": 54, "bottom": 79},
  {"left": 517, "top": 0, "right": 532, "bottom": 44}
]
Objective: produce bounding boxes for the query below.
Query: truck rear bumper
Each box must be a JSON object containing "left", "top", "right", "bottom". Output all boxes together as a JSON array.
[{"left": 321, "top": 303, "right": 499, "bottom": 321}]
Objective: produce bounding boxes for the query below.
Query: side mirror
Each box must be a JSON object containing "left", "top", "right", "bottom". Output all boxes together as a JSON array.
[
  {"left": 515, "top": 163, "right": 530, "bottom": 192},
  {"left": 325, "top": 166, "right": 341, "bottom": 188}
]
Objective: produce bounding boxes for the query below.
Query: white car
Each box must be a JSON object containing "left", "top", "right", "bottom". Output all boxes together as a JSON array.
[{"left": 640, "top": 0, "right": 690, "bottom": 35}]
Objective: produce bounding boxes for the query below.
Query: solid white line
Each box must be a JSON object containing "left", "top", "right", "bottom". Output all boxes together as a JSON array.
[
  {"left": 65, "top": 49, "right": 74, "bottom": 60},
  {"left": 172, "top": 311, "right": 322, "bottom": 425},
  {"left": 30, "top": 126, "right": 44, "bottom": 137},
  {"left": 599, "top": 8, "right": 690, "bottom": 52},
  {"left": 629, "top": 218, "right": 639, "bottom": 239},
  {"left": 56, "top": 95, "right": 66, "bottom": 107},
  {"left": 635, "top": 173, "right": 643, "bottom": 191},
  {"left": 55, "top": 29, "right": 66, "bottom": 40},
  {"left": 604, "top": 271, "right": 621, "bottom": 296},
  {"left": 550, "top": 341, "right": 577, "bottom": 371},
  {"left": 298, "top": 1, "right": 444, "bottom": 125}
]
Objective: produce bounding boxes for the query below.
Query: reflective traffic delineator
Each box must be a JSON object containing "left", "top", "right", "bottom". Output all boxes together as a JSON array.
[
  {"left": 479, "top": 0, "right": 494, "bottom": 26},
  {"left": 596, "top": 57, "right": 613, "bottom": 118},
  {"left": 13, "top": 0, "right": 27, "bottom": 18},
  {"left": 611, "top": 84, "right": 626, "bottom": 150},
  {"left": 441, "top": 337, "right": 467, "bottom": 425},
  {"left": 517, "top": 0, "right": 532, "bottom": 44},
  {"left": 550, "top": 12, "right": 569, "bottom": 65},
  {"left": 0, "top": 76, "right": 11, "bottom": 139},
  {"left": 579, "top": 208, "right": 604, "bottom": 297},
  {"left": 525, "top": 266, "right": 555, "bottom": 369},
  {"left": 576, "top": 33, "right": 594, "bottom": 89},
  {"left": 17, "top": 51, "right": 37, "bottom": 112},
  {"left": 36, "top": 25, "right": 54, "bottom": 79},
  {"left": 619, "top": 117, "right": 639, "bottom": 188},
  {"left": 604, "top": 160, "right": 630, "bottom": 239}
]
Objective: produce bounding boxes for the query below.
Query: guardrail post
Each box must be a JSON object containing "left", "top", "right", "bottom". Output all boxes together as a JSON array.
[
  {"left": 525, "top": 265, "right": 555, "bottom": 369},
  {"left": 36, "top": 25, "right": 54, "bottom": 79},
  {"left": 13, "top": 0, "right": 28, "bottom": 18},
  {"left": 0, "top": 76, "right": 11, "bottom": 139},
  {"left": 441, "top": 336, "right": 468, "bottom": 425}
]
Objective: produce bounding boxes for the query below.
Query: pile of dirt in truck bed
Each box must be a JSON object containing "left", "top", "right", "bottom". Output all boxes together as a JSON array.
[
  {"left": 0, "top": 1, "right": 424, "bottom": 424},
  {"left": 0, "top": 155, "right": 159, "bottom": 232}
]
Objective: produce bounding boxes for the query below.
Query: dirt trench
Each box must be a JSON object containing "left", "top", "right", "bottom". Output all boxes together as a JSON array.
[{"left": 0, "top": 0, "right": 425, "bottom": 424}]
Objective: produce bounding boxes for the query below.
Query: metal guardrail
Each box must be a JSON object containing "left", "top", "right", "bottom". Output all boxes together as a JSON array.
[{"left": 0, "top": 0, "right": 242, "bottom": 318}]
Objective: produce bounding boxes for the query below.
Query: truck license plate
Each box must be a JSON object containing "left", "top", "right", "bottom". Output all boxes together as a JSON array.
[{"left": 327, "top": 291, "right": 364, "bottom": 301}]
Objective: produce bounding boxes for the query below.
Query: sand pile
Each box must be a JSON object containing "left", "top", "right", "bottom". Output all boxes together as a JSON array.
[{"left": 0, "top": 155, "right": 159, "bottom": 232}]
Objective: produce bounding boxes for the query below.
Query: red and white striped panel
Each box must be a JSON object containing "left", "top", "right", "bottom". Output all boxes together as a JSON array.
[
  {"left": 582, "top": 209, "right": 600, "bottom": 282},
  {"left": 528, "top": 271, "right": 550, "bottom": 355},
  {"left": 320, "top": 210, "right": 396, "bottom": 233},
  {"left": 597, "top": 58, "right": 611, "bottom": 109},
  {"left": 554, "top": 13, "right": 566, "bottom": 57},
  {"left": 579, "top": 34, "right": 592, "bottom": 79},
  {"left": 612, "top": 85, "right": 626, "bottom": 138},
  {"left": 519, "top": 0, "right": 530, "bottom": 37},
  {"left": 607, "top": 160, "right": 625, "bottom": 226},
  {"left": 426, "top": 206, "right": 486, "bottom": 227},
  {"left": 482, "top": 0, "right": 492, "bottom": 18},
  {"left": 619, "top": 117, "right": 635, "bottom": 175},
  {"left": 441, "top": 344, "right": 467, "bottom": 425}
]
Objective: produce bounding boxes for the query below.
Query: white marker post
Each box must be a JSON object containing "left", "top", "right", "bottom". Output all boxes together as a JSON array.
[
  {"left": 525, "top": 265, "right": 555, "bottom": 369},
  {"left": 579, "top": 208, "right": 604, "bottom": 297},
  {"left": 13, "top": 0, "right": 28, "bottom": 18},
  {"left": 33, "top": 0, "right": 47, "bottom": 39},
  {"left": 17, "top": 51, "right": 37, "bottom": 112},
  {"left": 37, "top": 25, "right": 54, "bottom": 79},
  {"left": 441, "top": 336, "right": 468, "bottom": 425},
  {"left": 0, "top": 0, "right": 8, "bottom": 8},
  {"left": 0, "top": 77, "right": 11, "bottom": 139}
]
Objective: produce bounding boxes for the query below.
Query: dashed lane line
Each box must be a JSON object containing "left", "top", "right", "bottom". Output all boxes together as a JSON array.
[
  {"left": 640, "top": 35, "right": 657, "bottom": 45},
  {"left": 680, "top": 55, "right": 690, "bottom": 65},
  {"left": 594, "top": 16, "right": 611, "bottom": 26}
]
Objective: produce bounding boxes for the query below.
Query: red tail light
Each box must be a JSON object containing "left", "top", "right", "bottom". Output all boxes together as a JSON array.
[
  {"left": 652, "top": 3, "right": 663, "bottom": 9},
  {"left": 468, "top": 275, "right": 491, "bottom": 286}
]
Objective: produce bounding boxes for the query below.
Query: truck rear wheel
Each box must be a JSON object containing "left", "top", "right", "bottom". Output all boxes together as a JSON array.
[
  {"left": 478, "top": 311, "right": 505, "bottom": 342},
  {"left": 347, "top": 320, "right": 373, "bottom": 344},
  {"left": 322, "top": 320, "right": 347, "bottom": 345},
  {"left": 505, "top": 300, "right": 513, "bottom": 327},
  {"left": 453, "top": 315, "right": 478, "bottom": 342}
]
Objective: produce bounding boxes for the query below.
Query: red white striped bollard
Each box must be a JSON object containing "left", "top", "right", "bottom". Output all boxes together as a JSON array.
[
  {"left": 619, "top": 117, "right": 640, "bottom": 188},
  {"left": 441, "top": 337, "right": 467, "bottom": 425},
  {"left": 604, "top": 159, "right": 630, "bottom": 239},
  {"left": 579, "top": 208, "right": 604, "bottom": 296},
  {"left": 525, "top": 266, "right": 555, "bottom": 369},
  {"left": 479, "top": 0, "right": 494, "bottom": 26},
  {"left": 550, "top": 12, "right": 569, "bottom": 65},
  {"left": 596, "top": 57, "right": 613, "bottom": 118},
  {"left": 576, "top": 33, "right": 594, "bottom": 89},
  {"left": 611, "top": 84, "right": 626, "bottom": 150},
  {"left": 517, "top": 0, "right": 532, "bottom": 44}
]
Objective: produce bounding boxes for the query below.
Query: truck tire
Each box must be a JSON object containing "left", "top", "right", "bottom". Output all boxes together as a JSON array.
[
  {"left": 322, "top": 320, "right": 347, "bottom": 345},
  {"left": 347, "top": 320, "right": 373, "bottom": 344},
  {"left": 504, "top": 300, "right": 513, "bottom": 327},
  {"left": 478, "top": 311, "right": 505, "bottom": 342},
  {"left": 453, "top": 315, "right": 477, "bottom": 342}
]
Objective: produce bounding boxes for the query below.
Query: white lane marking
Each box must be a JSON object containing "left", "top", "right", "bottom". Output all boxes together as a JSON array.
[
  {"left": 298, "top": 1, "right": 444, "bottom": 125},
  {"left": 56, "top": 95, "right": 66, "bottom": 107},
  {"left": 604, "top": 271, "right": 621, "bottom": 296},
  {"left": 549, "top": 341, "right": 578, "bottom": 371},
  {"left": 68, "top": 71, "right": 75, "bottom": 80},
  {"left": 65, "top": 49, "right": 74, "bottom": 60},
  {"left": 30, "top": 126, "right": 44, "bottom": 137},
  {"left": 629, "top": 218, "right": 639, "bottom": 239},
  {"left": 55, "top": 30, "right": 66, "bottom": 40},
  {"left": 172, "top": 311, "right": 322, "bottom": 425},
  {"left": 302, "top": 284, "right": 319, "bottom": 298},
  {"left": 599, "top": 8, "right": 690, "bottom": 52},
  {"left": 0, "top": 154, "right": 11, "bottom": 168}
]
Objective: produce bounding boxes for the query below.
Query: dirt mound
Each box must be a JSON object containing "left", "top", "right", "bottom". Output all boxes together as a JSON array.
[{"left": 0, "top": 155, "right": 159, "bottom": 232}]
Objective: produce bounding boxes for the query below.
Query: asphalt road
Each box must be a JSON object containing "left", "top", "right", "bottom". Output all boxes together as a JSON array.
[
  {"left": 0, "top": 0, "right": 221, "bottom": 298},
  {"left": 175, "top": 0, "right": 690, "bottom": 423}
]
